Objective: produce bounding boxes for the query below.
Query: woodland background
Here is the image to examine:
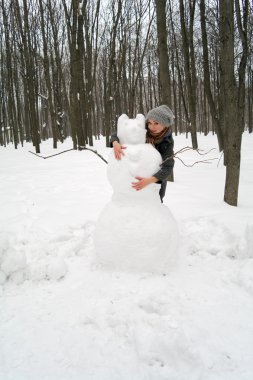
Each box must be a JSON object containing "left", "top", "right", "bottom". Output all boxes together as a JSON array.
[{"left": 0, "top": 0, "right": 252, "bottom": 206}]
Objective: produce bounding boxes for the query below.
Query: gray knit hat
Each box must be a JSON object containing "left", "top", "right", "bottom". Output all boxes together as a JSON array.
[{"left": 145, "top": 105, "right": 174, "bottom": 127}]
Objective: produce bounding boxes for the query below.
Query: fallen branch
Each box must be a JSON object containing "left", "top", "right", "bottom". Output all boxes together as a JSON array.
[
  {"left": 29, "top": 148, "right": 74, "bottom": 159},
  {"left": 29, "top": 146, "right": 108, "bottom": 164}
]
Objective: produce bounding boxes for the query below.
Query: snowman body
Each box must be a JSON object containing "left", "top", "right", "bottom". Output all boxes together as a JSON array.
[{"left": 94, "top": 114, "right": 179, "bottom": 273}]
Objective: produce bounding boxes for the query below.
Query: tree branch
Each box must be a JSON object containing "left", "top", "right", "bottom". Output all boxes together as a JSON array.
[
  {"left": 162, "top": 146, "right": 218, "bottom": 166},
  {"left": 29, "top": 147, "right": 108, "bottom": 164}
]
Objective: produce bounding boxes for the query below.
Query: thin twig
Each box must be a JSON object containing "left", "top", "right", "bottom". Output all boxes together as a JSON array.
[
  {"left": 162, "top": 146, "right": 218, "bottom": 166},
  {"left": 174, "top": 146, "right": 216, "bottom": 157},
  {"left": 175, "top": 156, "right": 218, "bottom": 167},
  {"left": 217, "top": 151, "right": 224, "bottom": 168}
]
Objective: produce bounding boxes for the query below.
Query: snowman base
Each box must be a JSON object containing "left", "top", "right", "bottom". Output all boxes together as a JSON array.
[{"left": 94, "top": 198, "right": 179, "bottom": 274}]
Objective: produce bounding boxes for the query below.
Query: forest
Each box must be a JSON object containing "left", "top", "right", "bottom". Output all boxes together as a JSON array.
[{"left": 0, "top": 0, "right": 252, "bottom": 205}]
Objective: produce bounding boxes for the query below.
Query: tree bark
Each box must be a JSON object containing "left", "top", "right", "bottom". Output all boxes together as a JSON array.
[
  {"left": 155, "top": 0, "right": 171, "bottom": 106},
  {"left": 14, "top": 0, "right": 40, "bottom": 152},
  {"left": 220, "top": 0, "right": 249, "bottom": 206},
  {"left": 200, "top": 0, "right": 223, "bottom": 151}
]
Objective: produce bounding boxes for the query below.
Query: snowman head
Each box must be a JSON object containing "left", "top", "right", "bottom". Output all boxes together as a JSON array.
[{"left": 117, "top": 114, "right": 146, "bottom": 145}]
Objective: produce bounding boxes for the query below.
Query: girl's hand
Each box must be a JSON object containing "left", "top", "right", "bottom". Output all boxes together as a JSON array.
[
  {"left": 131, "top": 176, "right": 158, "bottom": 191},
  {"left": 113, "top": 141, "right": 126, "bottom": 160}
]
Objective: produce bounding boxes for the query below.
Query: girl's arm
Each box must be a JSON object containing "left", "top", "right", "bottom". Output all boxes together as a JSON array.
[
  {"left": 110, "top": 131, "right": 120, "bottom": 147},
  {"left": 110, "top": 132, "right": 126, "bottom": 160},
  {"left": 132, "top": 139, "right": 174, "bottom": 190},
  {"left": 131, "top": 176, "right": 158, "bottom": 190}
]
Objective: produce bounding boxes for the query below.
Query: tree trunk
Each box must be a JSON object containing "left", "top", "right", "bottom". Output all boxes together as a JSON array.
[
  {"left": 220, "top": 0, "right": 248, "bottom": 206},
  {"left": 155, "top": 0, "right": 171, "bottom": 106},
  {"left": 200, "top": 0, "right": 223, "bottom": 151},
  {"left": 39, "top": 0, "right": 59, "bottom": 149},
  {"left": 14, "top": 0, "right": 40, "bottom": 152},
  {"left": 2, "top": 0, "right": 19, "bottom": 148}
]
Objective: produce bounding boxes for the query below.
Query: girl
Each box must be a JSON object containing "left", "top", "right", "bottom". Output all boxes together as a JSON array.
[{"left": 110, "top": 105, "right": 175, "bottom": 202}]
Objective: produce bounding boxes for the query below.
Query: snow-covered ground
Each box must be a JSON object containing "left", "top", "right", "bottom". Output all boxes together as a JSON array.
[{"left": 1, "top": 132, "right": 253, "bottom": 380}]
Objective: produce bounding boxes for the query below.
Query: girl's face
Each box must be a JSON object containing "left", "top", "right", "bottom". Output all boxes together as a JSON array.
[{"left": 147, "top": 119, "right": 166, "bottom": 134}]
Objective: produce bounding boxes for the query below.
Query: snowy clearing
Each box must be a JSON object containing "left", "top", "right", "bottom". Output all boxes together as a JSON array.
[{"left": 1, "top": 133, "right": 253, "bottom": 380}]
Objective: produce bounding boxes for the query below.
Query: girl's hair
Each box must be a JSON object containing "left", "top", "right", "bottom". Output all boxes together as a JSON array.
[{"left": 146, "top": 126, "right": 170, "bottom": 145}]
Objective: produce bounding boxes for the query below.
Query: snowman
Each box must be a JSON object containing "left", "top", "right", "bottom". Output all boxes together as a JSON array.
[{"left": 94, "top": 114, "right": 179, "bottom": 274}]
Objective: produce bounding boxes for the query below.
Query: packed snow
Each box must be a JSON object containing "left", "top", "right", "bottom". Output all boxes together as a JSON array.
[{"left": 0, "top": 131, "right": 253, "bottom": 380}]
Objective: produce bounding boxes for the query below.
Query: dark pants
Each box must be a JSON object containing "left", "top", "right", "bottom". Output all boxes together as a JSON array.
[{"left": 159, "top": 180, "right": 167, "bottom": 203}]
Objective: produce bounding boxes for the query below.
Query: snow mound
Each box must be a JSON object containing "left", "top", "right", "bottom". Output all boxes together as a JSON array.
[
  {"left": 237, "top": 223, "right": 253, "bottom": 259},
  {"left": 28, "top": 257, "right": 68, "bottom": 282},
  {"left": 28, "top": 260, "right": 48, "bottom": 282},
  {"left": 46, "top": 257, "right": 68, "bottom": 280},
  {"left": 182, "top": 217, "right": 238, "bottom": 258},
  {"left": 244, "top": 223, "right": 253, "bottom": 258},
  {"left": 134, "top": 323, "right": 203, "bottom": 379},
  {"left": 0, "top": 235, "right": 27, "bottom": 285},
  {"left": 183, "top": 218, "right": 253, "bottom": 260},
  {"left": 237, "top": 259, "right": 253, "bottom": 294},
  {"left": 0, "top": 223, "right": 92, "bottom": 285}
]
